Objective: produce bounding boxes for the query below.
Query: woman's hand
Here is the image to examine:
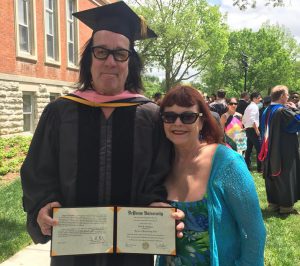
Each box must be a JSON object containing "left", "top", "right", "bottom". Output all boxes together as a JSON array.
[
  {"left": 37, "top": 201, "right": 61, "bottom": 236},
  {"left": 149, "top": 202, "right": 185, "bottom": 238}
]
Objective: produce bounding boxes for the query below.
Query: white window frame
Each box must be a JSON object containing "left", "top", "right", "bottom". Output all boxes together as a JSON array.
[
  {"left": 44, "top": 0, "right": 61, "bottom": 65},
  {"left": 66, "top": 0, "right": 79, "bottom": 68},
  {"left": 22, "top": 92, "right": 35, "bottom": 132},
  {"left": 14, "top": 0, "right": 37, "bottom": 61}
]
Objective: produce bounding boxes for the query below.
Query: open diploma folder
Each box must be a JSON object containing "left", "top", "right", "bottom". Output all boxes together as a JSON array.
[{"left": 51, "top": 206, "right": 176, "bottom": 256}]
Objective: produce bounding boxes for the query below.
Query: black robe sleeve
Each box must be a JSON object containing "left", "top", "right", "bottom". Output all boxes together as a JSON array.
[
  {"left": 21, "top": 102, "right": 62, "bottom": 243},
  {"left": 135, "top": 107, "right": 172, "bottom": 206},
  {"left": 281, "top": 108, "right": 300, "bottom": 133}
]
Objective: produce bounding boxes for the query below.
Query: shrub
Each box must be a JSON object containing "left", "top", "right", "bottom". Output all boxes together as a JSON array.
[
  {"left": 0, "top": 166, "right": 10, "bottom": 176},
  {"left": 0, "top": 136, "right": 31, "bottom": 177}
]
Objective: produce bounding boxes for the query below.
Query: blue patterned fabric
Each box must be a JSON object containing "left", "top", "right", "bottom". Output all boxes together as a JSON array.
[
  {"left": 156, "top": 145, "right": 266, "bottom": 266},
  {"left": 286, "top": 111, "right": 300, "bottom": 133},
  {"left": 261, "top": 104, "right": 300, "bottom": 135},
  {"left": 260, "top": 104, "right": 283, "bottom": 139},
  {"left": 156, "top": 198, "right": 210, "bottom": 266}
]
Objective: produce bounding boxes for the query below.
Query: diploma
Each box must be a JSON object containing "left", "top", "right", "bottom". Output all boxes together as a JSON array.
[
  {"left": 51, "top": 207, "right": 114, "bottom": 256},
  {"left": 116, "top": 207, "right": 176, "bottom": 255},
  {"left": 51, "top": 206, "right": 176, "bottom": 256}
]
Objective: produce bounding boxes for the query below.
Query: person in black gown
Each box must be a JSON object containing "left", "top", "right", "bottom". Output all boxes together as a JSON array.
[{"left": 21, "top": 2, "right": 183, "bottom": 266}]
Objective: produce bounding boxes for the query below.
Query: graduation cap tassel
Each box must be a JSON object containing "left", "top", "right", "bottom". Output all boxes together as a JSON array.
[{"left": 138, "top": 15, "right": 147, "bottom": 39}]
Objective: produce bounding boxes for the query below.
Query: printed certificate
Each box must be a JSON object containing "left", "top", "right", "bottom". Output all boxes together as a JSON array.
[
  {"left": 116, "top": 207, "right": 176, "bottom": 255},
  {"left": 51, "top": 206, "right": 176, "bottom": 256},
  {"left": 51, "top": 207, "right": 114, "bottom": 256}
]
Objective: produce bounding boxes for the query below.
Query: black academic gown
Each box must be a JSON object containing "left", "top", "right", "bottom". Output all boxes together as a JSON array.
[
  {"left": 262, "top": 107, "right": 300, "bottom": 207},
  {"left": 21, "top": 97, "right": 171, "bottom": 266}
]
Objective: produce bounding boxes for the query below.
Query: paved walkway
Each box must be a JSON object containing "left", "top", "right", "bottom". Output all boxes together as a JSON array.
[
  {"left": 0, "top": 242, "right": 50, "bottom": 266},
  {"left": 0, "top": 242, "right": 157, "bottom": 265}
]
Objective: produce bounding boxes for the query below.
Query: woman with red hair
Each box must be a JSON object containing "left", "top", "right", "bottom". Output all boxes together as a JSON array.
[{"left": 156, "top": 85, "right": 266, "bottom": 266}]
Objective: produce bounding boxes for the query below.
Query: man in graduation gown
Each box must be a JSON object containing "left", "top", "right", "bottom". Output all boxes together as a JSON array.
[
  {"left": 259, "top": 85, "right": 300, "bottom": 214},
  {"left": 21, "top": 2, "right": 179, "bottom": 265}
]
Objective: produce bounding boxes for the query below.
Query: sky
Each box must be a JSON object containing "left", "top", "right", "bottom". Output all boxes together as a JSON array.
[{"left": 209, "top": 0, "right": 300, "bottom": 44}]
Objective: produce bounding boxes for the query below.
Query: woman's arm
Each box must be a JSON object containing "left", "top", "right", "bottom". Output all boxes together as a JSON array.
[{"left": 223, "top": 153, "right": 266, "bottom": 265}]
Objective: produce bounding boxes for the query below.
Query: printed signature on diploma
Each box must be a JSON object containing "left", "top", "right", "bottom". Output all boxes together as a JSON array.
[
  {"left": 156, "top": 243, "right": 167, "bottom": 249},
  {"left": 89, "top": 235, "right": 105, "bottom": 244}
]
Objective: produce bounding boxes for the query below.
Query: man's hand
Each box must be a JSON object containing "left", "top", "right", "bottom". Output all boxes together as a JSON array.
[
  {"left": 286, "top": 101, "right": 297, "bottom": 110},
  {"left": 149, "top": 202, "right": 185, "bottom": 238},
  {"left": 37, "top": 201, "right": 61, "bottom": 236}
]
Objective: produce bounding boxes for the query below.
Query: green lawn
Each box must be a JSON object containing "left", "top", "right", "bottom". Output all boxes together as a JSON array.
[
  {"left": 0, "top": 178, "right": 32, "bottom": 262},
  {"left": 253, "top": 172, "right": 300, "bottom": 266},
  {"left": 0, "top": 136, "right": 32, "bottom": 262},
  {"left": 0, "top": 148, "right": 300, "bottom": 266},
  {"left": 0, "top": 173, "right": 299, "bottom": 264}
]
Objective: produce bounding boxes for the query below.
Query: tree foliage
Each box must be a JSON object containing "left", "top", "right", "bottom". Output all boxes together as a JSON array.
[
  {"left": 203, "top": 23, "right": 300, "bottom": 96},
  {"left": 142, "top": 75, "right": 163, "bottom": 98},
  {"left": 129, "top": 0, "right": 229, "bottom": 90},
  {"left": 233, "top": 0, "right": 284, "bottom": 10}
]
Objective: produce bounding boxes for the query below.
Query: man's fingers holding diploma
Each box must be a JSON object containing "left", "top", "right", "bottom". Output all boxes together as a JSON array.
[{"left": 37, "top": 201, "right": 61, "bottom": 236}]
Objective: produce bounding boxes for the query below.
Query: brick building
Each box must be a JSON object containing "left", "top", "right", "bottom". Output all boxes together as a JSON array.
[{"left": 0, "top": 0, "right": 114, "bottom": 136}]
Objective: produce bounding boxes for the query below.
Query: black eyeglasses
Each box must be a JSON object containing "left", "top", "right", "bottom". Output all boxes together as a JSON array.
[
  {"left": 228, "top": 102, "right": 238, "bottom": 106},
  {"left": 161, "top": 112, "right": 203, "bottom": 124},
  {"left": 91, "top": 46, "right": 131, "bottom": 62}
]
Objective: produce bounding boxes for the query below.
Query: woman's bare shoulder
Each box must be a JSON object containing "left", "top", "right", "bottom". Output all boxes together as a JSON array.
[{"left": 201, "top": 143, "right": 218, "bottom": 158}]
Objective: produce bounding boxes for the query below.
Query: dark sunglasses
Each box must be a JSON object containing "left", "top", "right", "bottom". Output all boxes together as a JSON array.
[
  {"left": 161, "top": 112, "right": 202, "bottom": 124},
  {"left": 91, "top": 46, "right": 131, "bottom": 62},
  {"left": 228, "top": 102, "right": 238, "bottom": 106},
  {"left": 291, "top": 96, "right": 299, "bottom": 100}
]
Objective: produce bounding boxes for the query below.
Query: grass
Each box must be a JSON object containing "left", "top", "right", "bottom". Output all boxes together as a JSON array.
[
  {"left": 0, "top": 179, "right": 32, "bottom": 262},
  {"left": 252, "top": 172, "right": 300, "bottom": 266},
  {"left": 0, "top": 136, "right": 32, "bottom": 263},
  {"left": 0, "top": 137, "right": 299, "bottom": 264}
]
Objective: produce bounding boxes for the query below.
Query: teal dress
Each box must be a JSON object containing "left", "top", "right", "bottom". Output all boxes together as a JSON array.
[{"left": 156, "top": 197, "right": 210, "bottom": 266}]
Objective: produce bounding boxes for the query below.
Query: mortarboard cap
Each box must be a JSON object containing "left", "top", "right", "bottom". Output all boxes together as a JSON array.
[{"left": 72, "top": 1, "right": 157, "bottom": 42}]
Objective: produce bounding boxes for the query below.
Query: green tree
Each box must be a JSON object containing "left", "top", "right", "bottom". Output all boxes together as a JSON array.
[
  {"left": 202, "top": 28, "right": 251, "bottom": 94},
  {"left": 233, "top": 0, "right": 284, "bottom": 10},
  {"left": 142, "top": 75, "right": 164, "bottom": 98},
  {"left": 250, "top": 24, "right": 299, "bottom": 94},
  {"left": 291, "top": 60, "right": 300, "bottom": 91},
  {"left": 129, "top": 0, "right": 229, "bottom": 90},
  {"left": 204, "top": 24, "right": 300, "bottom": 96}
]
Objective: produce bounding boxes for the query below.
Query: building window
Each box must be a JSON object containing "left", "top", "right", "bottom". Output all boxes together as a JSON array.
[
  {"left": 15, "top": 0, "right": 37, "bottom": 60},
  {"left": 66, "top": 0, "right": 78, "bottom": 67},
  {"left": 22, "top": 93, "right": 34, "bottom": 132},
  {"left": 50, "top": 93, "right": 60, "bottom": 102},
  {"left": 44, "top": 0, "right": 60, "bottom": 62}
]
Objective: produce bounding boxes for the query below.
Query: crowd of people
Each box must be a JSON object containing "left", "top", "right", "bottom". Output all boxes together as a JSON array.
[
  {"left": 155, "top": 87, "right": 300, "bottom": 218},
  {"left": 20, "top": 1, "right": 299, "bottom": 266},
  {"left": 206, "top": 88, "right": 300, "bottom": 216}
]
